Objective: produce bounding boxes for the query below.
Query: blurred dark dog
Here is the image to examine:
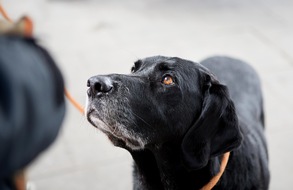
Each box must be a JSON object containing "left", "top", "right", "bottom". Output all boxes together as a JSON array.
[
  {"left": 0, "top": 36, "right": 65, "bottom": 190},
  {"left": 86, "top": 56, "right": 270, "bottom": 189}
]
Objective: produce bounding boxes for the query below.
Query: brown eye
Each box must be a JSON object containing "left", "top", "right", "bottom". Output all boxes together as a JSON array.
[{"left": 162, "top": 75, "right": 174, "bottom": 85}]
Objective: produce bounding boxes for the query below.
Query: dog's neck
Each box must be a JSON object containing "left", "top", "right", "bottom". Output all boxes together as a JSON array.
[{"left": 131, "top": 142, "right": 222, "bottom": 190}]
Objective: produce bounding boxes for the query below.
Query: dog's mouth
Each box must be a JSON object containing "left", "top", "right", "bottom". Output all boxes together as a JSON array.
[
  {"left": 86, "top": 103, "right": 146, "bottom": 150},
  {"left": 86, "top": 107, "right": 118, "bottom": 134}
]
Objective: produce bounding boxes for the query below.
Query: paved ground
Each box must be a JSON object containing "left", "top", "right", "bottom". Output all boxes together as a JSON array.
[{"left": 3, "top": 0, "right": 293, "bottom": 189}]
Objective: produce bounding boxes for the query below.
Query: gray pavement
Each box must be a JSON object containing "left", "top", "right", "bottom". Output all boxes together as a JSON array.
[{"left": 3, "top": 0, "right": 293, "bottom": 189}]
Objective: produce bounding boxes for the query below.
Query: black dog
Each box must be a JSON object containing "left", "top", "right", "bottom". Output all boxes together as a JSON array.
[{"left": 86, "top": 56, "right": 270, "bottom": 190}]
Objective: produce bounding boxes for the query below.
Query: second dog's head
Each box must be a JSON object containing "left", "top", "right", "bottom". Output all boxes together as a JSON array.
[{"left": 86, "top": 56, "right": 242, "bottom": 170}]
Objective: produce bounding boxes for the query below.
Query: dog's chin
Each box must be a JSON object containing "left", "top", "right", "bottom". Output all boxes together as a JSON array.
[
  {"left": 86, "top": 110, "right": 145, "bottom": 151},
  {"left": 108, "top": 133, "right": 145, "bottom": 151}
]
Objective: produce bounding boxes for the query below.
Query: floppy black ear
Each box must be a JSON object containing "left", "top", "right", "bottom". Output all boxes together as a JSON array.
[{"left": 181, "top": 73, "right": 243, "bottom": 171}]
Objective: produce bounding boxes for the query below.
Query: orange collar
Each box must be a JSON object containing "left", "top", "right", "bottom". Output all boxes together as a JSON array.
[{"left": 201, "top": 152, "right": 230, "bottom": 190}]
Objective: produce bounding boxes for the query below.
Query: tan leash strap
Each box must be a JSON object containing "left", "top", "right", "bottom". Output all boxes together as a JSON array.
[{"left": 200, "top": 152, "right": 230, "bottom": 190}]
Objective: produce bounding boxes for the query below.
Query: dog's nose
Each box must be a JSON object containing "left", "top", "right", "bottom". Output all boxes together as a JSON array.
[{"left": 87, "top": 76, "right": 113, "bottom": 96}]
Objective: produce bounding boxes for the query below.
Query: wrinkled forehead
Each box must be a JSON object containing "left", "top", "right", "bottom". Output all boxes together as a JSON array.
[
  {"left": 132, "top": 56, "right": 206, "bottom": 90},
  {"left": 136, "top": 56, "right": 177, "bottom": 73},
  {"left": 141, "top": 56, "right": 175, "bottom": 65}
]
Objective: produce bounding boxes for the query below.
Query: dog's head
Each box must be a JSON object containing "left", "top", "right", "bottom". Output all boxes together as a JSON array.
[{"left": 86, "top": 56, "right": 242, "bottom": 170}]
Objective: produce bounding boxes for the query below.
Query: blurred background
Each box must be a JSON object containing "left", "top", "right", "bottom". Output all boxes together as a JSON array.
[{"left": 3, "top": 0, "right": 293, "bottom": 189}]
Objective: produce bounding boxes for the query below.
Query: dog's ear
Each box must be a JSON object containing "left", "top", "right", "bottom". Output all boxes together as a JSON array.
[{"left": 181, "top": 71, "right": 243, "bottom": 171}]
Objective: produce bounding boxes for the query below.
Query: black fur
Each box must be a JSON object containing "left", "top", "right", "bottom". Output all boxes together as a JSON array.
[{"left": 86, "top": 56, "right": 270, "bottom": 189}]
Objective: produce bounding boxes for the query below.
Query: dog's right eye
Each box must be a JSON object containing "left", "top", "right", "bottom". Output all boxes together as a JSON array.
[{"left": 162, "top": 75, "right": 174, "bottom": 85}]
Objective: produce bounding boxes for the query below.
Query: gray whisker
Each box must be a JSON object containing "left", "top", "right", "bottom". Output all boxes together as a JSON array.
[{"left": 129, "top": 110, "right": 153, "bottom": 128}]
